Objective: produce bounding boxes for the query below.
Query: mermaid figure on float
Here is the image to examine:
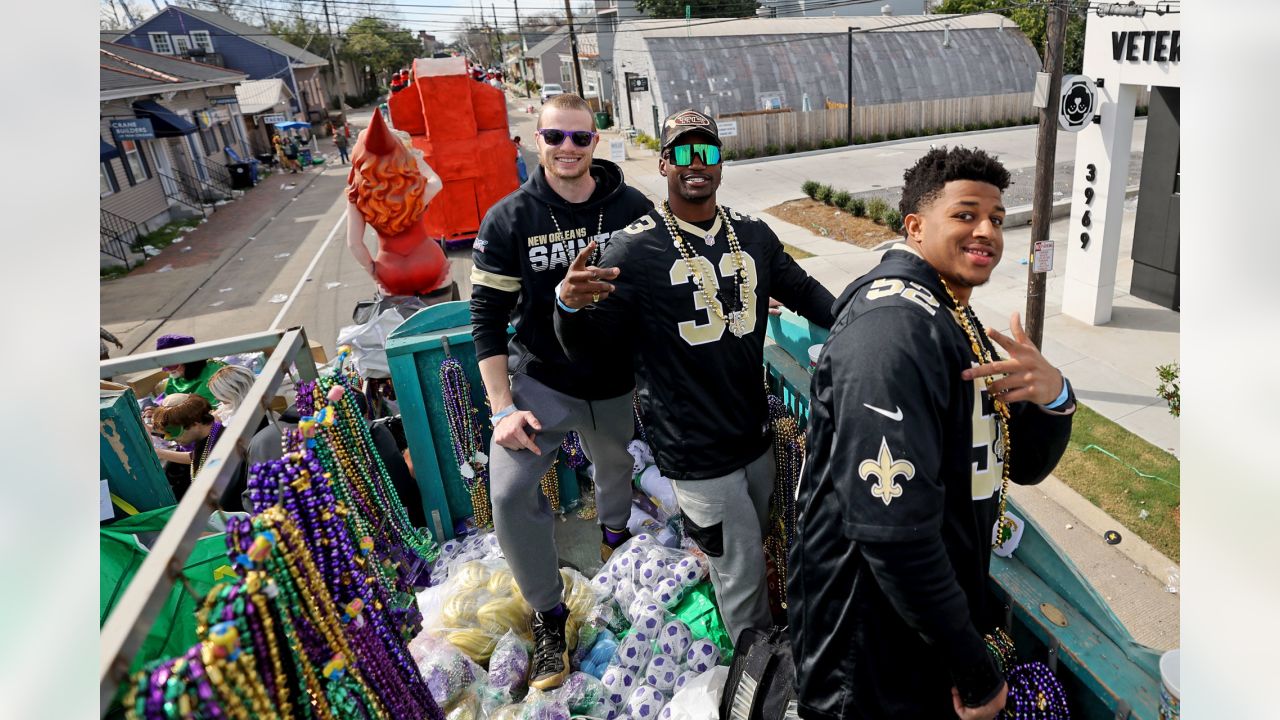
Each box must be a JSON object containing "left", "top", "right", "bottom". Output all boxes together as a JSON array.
[{"left": 345, "top": 108, "right": 457, "bottom": 301}]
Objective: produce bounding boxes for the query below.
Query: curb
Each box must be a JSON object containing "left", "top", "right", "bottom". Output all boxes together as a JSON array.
[
  {"left": 725, "top": 123, "right": 1043, "bottom": 167},
  {"left": 1037, "top": 474, "right": 1179, "bottom": 582}
]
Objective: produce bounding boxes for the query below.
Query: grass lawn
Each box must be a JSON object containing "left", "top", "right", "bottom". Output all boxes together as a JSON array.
[
  {"left": 1052, "top": 403, "right": 1180, "bottom": 562},
  {"left": 133, "top": 217, "right": 202, "bottom": 254},
  {"left": 782, "top": 242, "right": 815, "bottom": 260}
]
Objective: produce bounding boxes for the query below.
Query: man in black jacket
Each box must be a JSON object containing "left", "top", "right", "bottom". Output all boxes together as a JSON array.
[
  {"left": 469, "top": 93, "right": 653, "bottom": 690},
  {"left": 788, "top": 146, "right": 1077, "bottom": 720},
  {"left": 555, "top": 109, "right": 835, "bottom": 647}
]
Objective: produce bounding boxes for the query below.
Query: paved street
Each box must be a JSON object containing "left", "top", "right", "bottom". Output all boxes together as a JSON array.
[{"left": 101, "top": 95, "right": 1177, "bottom": 648}]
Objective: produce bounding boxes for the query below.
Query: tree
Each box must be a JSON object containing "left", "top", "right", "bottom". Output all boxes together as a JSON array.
[
  {"left": 453, "top": 20, "right": 501, "bottom": 67},
  {"left": 635, "top": 0, "right": 758, "bottom": 19},
  {"left": 930, "top": 0, "right": 1086, "bottom": 74},
  {"left": 100, "top": 0, "right": 142, "bottom": 30},
  {"left": 340, "top": 16, "right": 420, "bottom": 88},
  {"left": 268, "top": 15, "right": 339, "bottom": 62}
]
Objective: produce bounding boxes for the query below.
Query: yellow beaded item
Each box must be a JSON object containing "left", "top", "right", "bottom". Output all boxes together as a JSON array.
[
  {"left": 660, "top": 202, "right": 752, "bottom": 338},
  {"left": 937, "top": 277, "right": 1016, "bottom": 549}
]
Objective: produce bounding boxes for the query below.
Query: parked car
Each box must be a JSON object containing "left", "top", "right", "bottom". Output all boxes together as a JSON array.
[{"left": 540, "top": 83, "right": 564, "bottom": 104}]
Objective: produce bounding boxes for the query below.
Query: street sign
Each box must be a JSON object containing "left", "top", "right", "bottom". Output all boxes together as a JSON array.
[
  {"left": 262, "top": 113, "right": 288, "bottom": 125},
  {"left": 1033, "top": 240, "right": 1055, "bottom": 273},
  {"left": 716, "top": 120, "right": 738, "bottom": 138},
  {"left": 1058, "top": 75, "right": 1097, "bottom": 132},
  {"left": 627, "top": 76, "right": 649, "bottom": 93},
  {"left": 609, "top": 140, "right": 626, "bottom": 163},
  {"left": 210, "top": 95, "right": 239, "bottom": 105},
  {"left": 110, "top": 118, "right": 155, "bottom": 141}
]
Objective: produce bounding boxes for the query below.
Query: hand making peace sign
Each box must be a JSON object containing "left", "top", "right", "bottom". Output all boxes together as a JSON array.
[
  {"left": 558, "top": 241, "right": 621, "bottom": 310},
  {"left": 961, "top": 312, "right": 1066, "bottom": 406}
]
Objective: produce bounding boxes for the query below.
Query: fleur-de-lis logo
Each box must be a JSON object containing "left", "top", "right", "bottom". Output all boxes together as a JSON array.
[{"left": 858, "top": 437, "right": 916, "bottom": 506}]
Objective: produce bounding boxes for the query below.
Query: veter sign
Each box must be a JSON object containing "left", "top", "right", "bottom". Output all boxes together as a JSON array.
[{"left": 1111, "top": 30, "right": 1180, "bottom": 63}]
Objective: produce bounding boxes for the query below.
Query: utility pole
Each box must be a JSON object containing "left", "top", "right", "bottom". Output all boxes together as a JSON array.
[
  {"left": 491, "top": 3, "right": 502, "bottom": 69},
  {"left": 513, "top": 0, "right": 529, "bottom": 97},
  {"left": 564, "top": 0, "right": 586, "bottom": 98},
  {"left": 846, "top": 27, "right": 860, "bottom": 143},
  {"left": 321, "top": 0, "right": 342, "bottom": 110},
  {"left": 1024, "top": 2, "right": 1068, "bottom": 349}
]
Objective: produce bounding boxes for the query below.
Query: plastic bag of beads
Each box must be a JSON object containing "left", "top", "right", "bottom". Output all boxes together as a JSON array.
[
  {"left": 578, "top": 629, "right": 619, "bottom": 679},
  {"left": 552, "top": 671, "right": 609, "bottom": 714},
  {"left": 488, "top": 631, "right": 532, "bottom": 698},
  {"left": 447, "top": 688, "right": 484, "bottom": 720},
  {"left": 419, "top": 640, "right": 487, "bottom": 709},
  {"left": 518, "top": 692, "right": 572, "bottom": 720},
  {"left": 625, "top": 685, "right": 668, "bottom": 720},
  {"left": 571, "top": 602, "right": 624, "bottom": 666},
  {"left": 489, "top": 704, "right": 524, "bottom": 720}
]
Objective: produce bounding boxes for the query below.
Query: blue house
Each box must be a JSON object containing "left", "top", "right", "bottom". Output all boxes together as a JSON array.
[{"left": 114, "top": 6, "right": 332, "bottom": 124}]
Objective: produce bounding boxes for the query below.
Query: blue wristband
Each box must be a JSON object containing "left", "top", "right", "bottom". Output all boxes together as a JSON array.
[
  {"left": 556, "top": 297, "right": 580, "bottom": 313},
  {"left": 491, "top": 404, "right": 518, "bottom": 423},
  {"left": 1043, "top": 377, "right": 1071, "bottom": 410}
]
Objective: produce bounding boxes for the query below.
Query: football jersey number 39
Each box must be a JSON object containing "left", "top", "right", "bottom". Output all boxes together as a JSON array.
[{"left": 668, "top": 254, "right": 759, "bottom": 346}]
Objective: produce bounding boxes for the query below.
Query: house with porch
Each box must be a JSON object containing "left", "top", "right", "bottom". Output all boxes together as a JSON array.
[
  {"left": 111, "top": 6, "right": 333, "bottom": 125},
  {"left": 100, "top": 42, "right": 248, "bottom": 267}
]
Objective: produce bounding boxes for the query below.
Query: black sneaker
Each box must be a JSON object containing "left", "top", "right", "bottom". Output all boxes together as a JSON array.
[
  {"left": 529, "top": 607, "right": 571, "bottom": 690},
  {"left": 600, "top": 526, "right": 632, "bottom": 563}
]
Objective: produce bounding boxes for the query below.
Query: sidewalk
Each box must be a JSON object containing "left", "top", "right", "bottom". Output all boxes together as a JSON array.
[{"left": 100, "top": 163, "right": 331, "bottom": 354}]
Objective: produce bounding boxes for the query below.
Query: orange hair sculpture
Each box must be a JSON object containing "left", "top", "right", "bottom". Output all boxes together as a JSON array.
[{"left": 345, "top": 109, "right": 450, "bottom": 297}]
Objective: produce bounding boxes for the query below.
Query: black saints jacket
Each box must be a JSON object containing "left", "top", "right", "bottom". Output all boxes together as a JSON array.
[
  {"left": 787, "top": 249, "right": 1075, "bottom": 719},
  {"left": 470, "top": 159, "right": 653, "bottom": 400},
  {"left": 555, "top": 206, "right": 835, "bottom": 480}
]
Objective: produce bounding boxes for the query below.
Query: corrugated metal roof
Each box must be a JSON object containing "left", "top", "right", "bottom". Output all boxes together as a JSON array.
[
  {"left": 235, "top": 79, "right": 294, "bottom": 114},
  {"left": 100, "top": 67, "right": 173, "bottom": 92},
  {"left": 618, "top": 13, "right": 1015, "bottom": 37},
  {"left": 173, "top": 7, "right": 329, "bottom": 67},
  {"left": 643, "top": 25, "right": 1039, "bottom": 116}
]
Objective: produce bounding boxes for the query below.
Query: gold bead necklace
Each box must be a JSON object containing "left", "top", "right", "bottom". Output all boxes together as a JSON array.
[
  {"left": 660, "top": 201, "right": 751, "bottom": 338},
  {"left": 937, "top": 277, "right": 1015, "bottom": 549}
]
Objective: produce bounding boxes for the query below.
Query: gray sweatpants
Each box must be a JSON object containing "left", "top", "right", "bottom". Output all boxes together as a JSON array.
[
  {"left": 490, "top": 372, "right": 635, "bottom": 612},
  {"left": 670, "top": 446, "right": 776, "bottom": 648}
]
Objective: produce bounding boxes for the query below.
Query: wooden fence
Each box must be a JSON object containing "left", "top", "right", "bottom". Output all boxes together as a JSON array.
[
  {"left": 717, "top": 88, "right": 1152, "bottom": 155},
  {"left": 718, "top": 93, "right": 1036, "bottom": 153}
]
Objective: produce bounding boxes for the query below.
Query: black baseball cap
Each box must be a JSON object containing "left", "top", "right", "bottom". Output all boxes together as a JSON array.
[{"left": 660, "top": 109, "right": 721, "bottom": 149}]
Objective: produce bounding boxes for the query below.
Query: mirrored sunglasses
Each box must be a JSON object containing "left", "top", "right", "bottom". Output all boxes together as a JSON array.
[
  {"left": 670, "top": 143, "right": 721, "bottom": 167},
  {"left": 537, "top": 129, "right": 597, "bottom": 147}
]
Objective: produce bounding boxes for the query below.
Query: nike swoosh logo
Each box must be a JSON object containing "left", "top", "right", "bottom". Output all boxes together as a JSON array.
[{"left": 863, "top": 403, "right": 903, "bottom": 422}]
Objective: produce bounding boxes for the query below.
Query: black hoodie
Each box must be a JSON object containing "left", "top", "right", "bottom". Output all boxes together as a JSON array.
[
  {"left": 470, "top": 159, "right": 653, "bottom": 400},
  {"left": 787, "top": 249, "right": 1074, "bottom": 719}
]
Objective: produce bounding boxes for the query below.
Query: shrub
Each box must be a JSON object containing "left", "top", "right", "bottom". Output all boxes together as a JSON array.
[
  {"left": 866, "top": 197, "right": 891, "bottom": 223},
  {"left": 802, "top": 180, "right": 820, "bottom": 199},
  {"left": 784, "top": 143, "right": 797, "bottom": 155},
  {"left": 1157, "top": 363, "right": 1180, "bottom": 417},
  {"left": 742, "top": 146, "right": 758, "bottom": 159},
  {"left": 833, "top": 190, "right": 852, "bottom": 209},
  {"left": 765, "top": 144, "right": 779, "bottom": 157},
  {"left": 853, "top": 134, "right": 866, "bottom": 145},
  {"left": 886, "top": 130, "right": 901, "bottom": 141},
  {"left": 815, "top": 184, "right": 835, "bottom": 204},
  {"left": 868, "top": 133, "right": 884, "bottom": 143},
  {"left": 963, "top": 122, "right": 978, "bottom": 132},
  {"left": 723, "top": 149, "right": 739, "bottom": 162},
  {"left": 849, "top": 197, "right": 867, "bottom": 217},
  {"left": 883, "top": 209, "right": 904, "bottom": 233}
]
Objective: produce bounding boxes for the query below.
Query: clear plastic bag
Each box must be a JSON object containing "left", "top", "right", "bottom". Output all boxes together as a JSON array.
[{"left": 488, "top": 630, "right": 532, "bottom": 699}]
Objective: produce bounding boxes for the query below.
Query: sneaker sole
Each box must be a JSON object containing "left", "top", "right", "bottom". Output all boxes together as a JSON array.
[{"left": 528, "top": 648, "right": 571, "bottom": 690}]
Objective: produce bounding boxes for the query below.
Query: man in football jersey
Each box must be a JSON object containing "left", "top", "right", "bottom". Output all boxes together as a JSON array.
[
  {"left": 787, "top": 146, "right": 1076, "bottom": 720},
  {"left": 555, "top": 109, "right": 836, "bottom": 646},
  {"left": 470, "top": 92, "right": 653, "bottom": 690}
]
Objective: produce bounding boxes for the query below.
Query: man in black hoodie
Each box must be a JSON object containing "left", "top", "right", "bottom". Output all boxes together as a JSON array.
[
  {"left": 788, "top": 146, "right": 1077, "bottom": 720},
  {"left": 555, "top": 109, "right": 835, "bottom": 647},
  {"left": 469, "top": 93, "right": 653, "bottom": 690}
]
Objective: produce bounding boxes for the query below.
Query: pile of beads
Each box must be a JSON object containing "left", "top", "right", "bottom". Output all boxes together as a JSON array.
[
  {"left": 1001, "top": 661, "right": 1070, "bottom": 719},
  {"left": 763, "top": 394, "right": 803, "bottom": 610}
]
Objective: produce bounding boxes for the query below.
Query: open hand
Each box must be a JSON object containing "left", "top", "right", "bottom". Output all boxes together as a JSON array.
[
  {"left": 951, "top": 682, "right": 1007, "bottom": 720},
  {"left": 558, "top": 241, "right": 620, "bottom": 310},
  {"left": 961, "top": 312, "right": 1064, "bottom": 405},
  {"left": 493, "top": 410, "right": 543, "bottom": 455}
]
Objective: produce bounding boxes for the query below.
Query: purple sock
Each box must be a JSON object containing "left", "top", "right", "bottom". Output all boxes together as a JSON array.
[
  {"left": 603, "top": 526, "right": 628, "bottom": 545},
  {"left": 542, "top": 602, "right": 568, "bottom": 620}
]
